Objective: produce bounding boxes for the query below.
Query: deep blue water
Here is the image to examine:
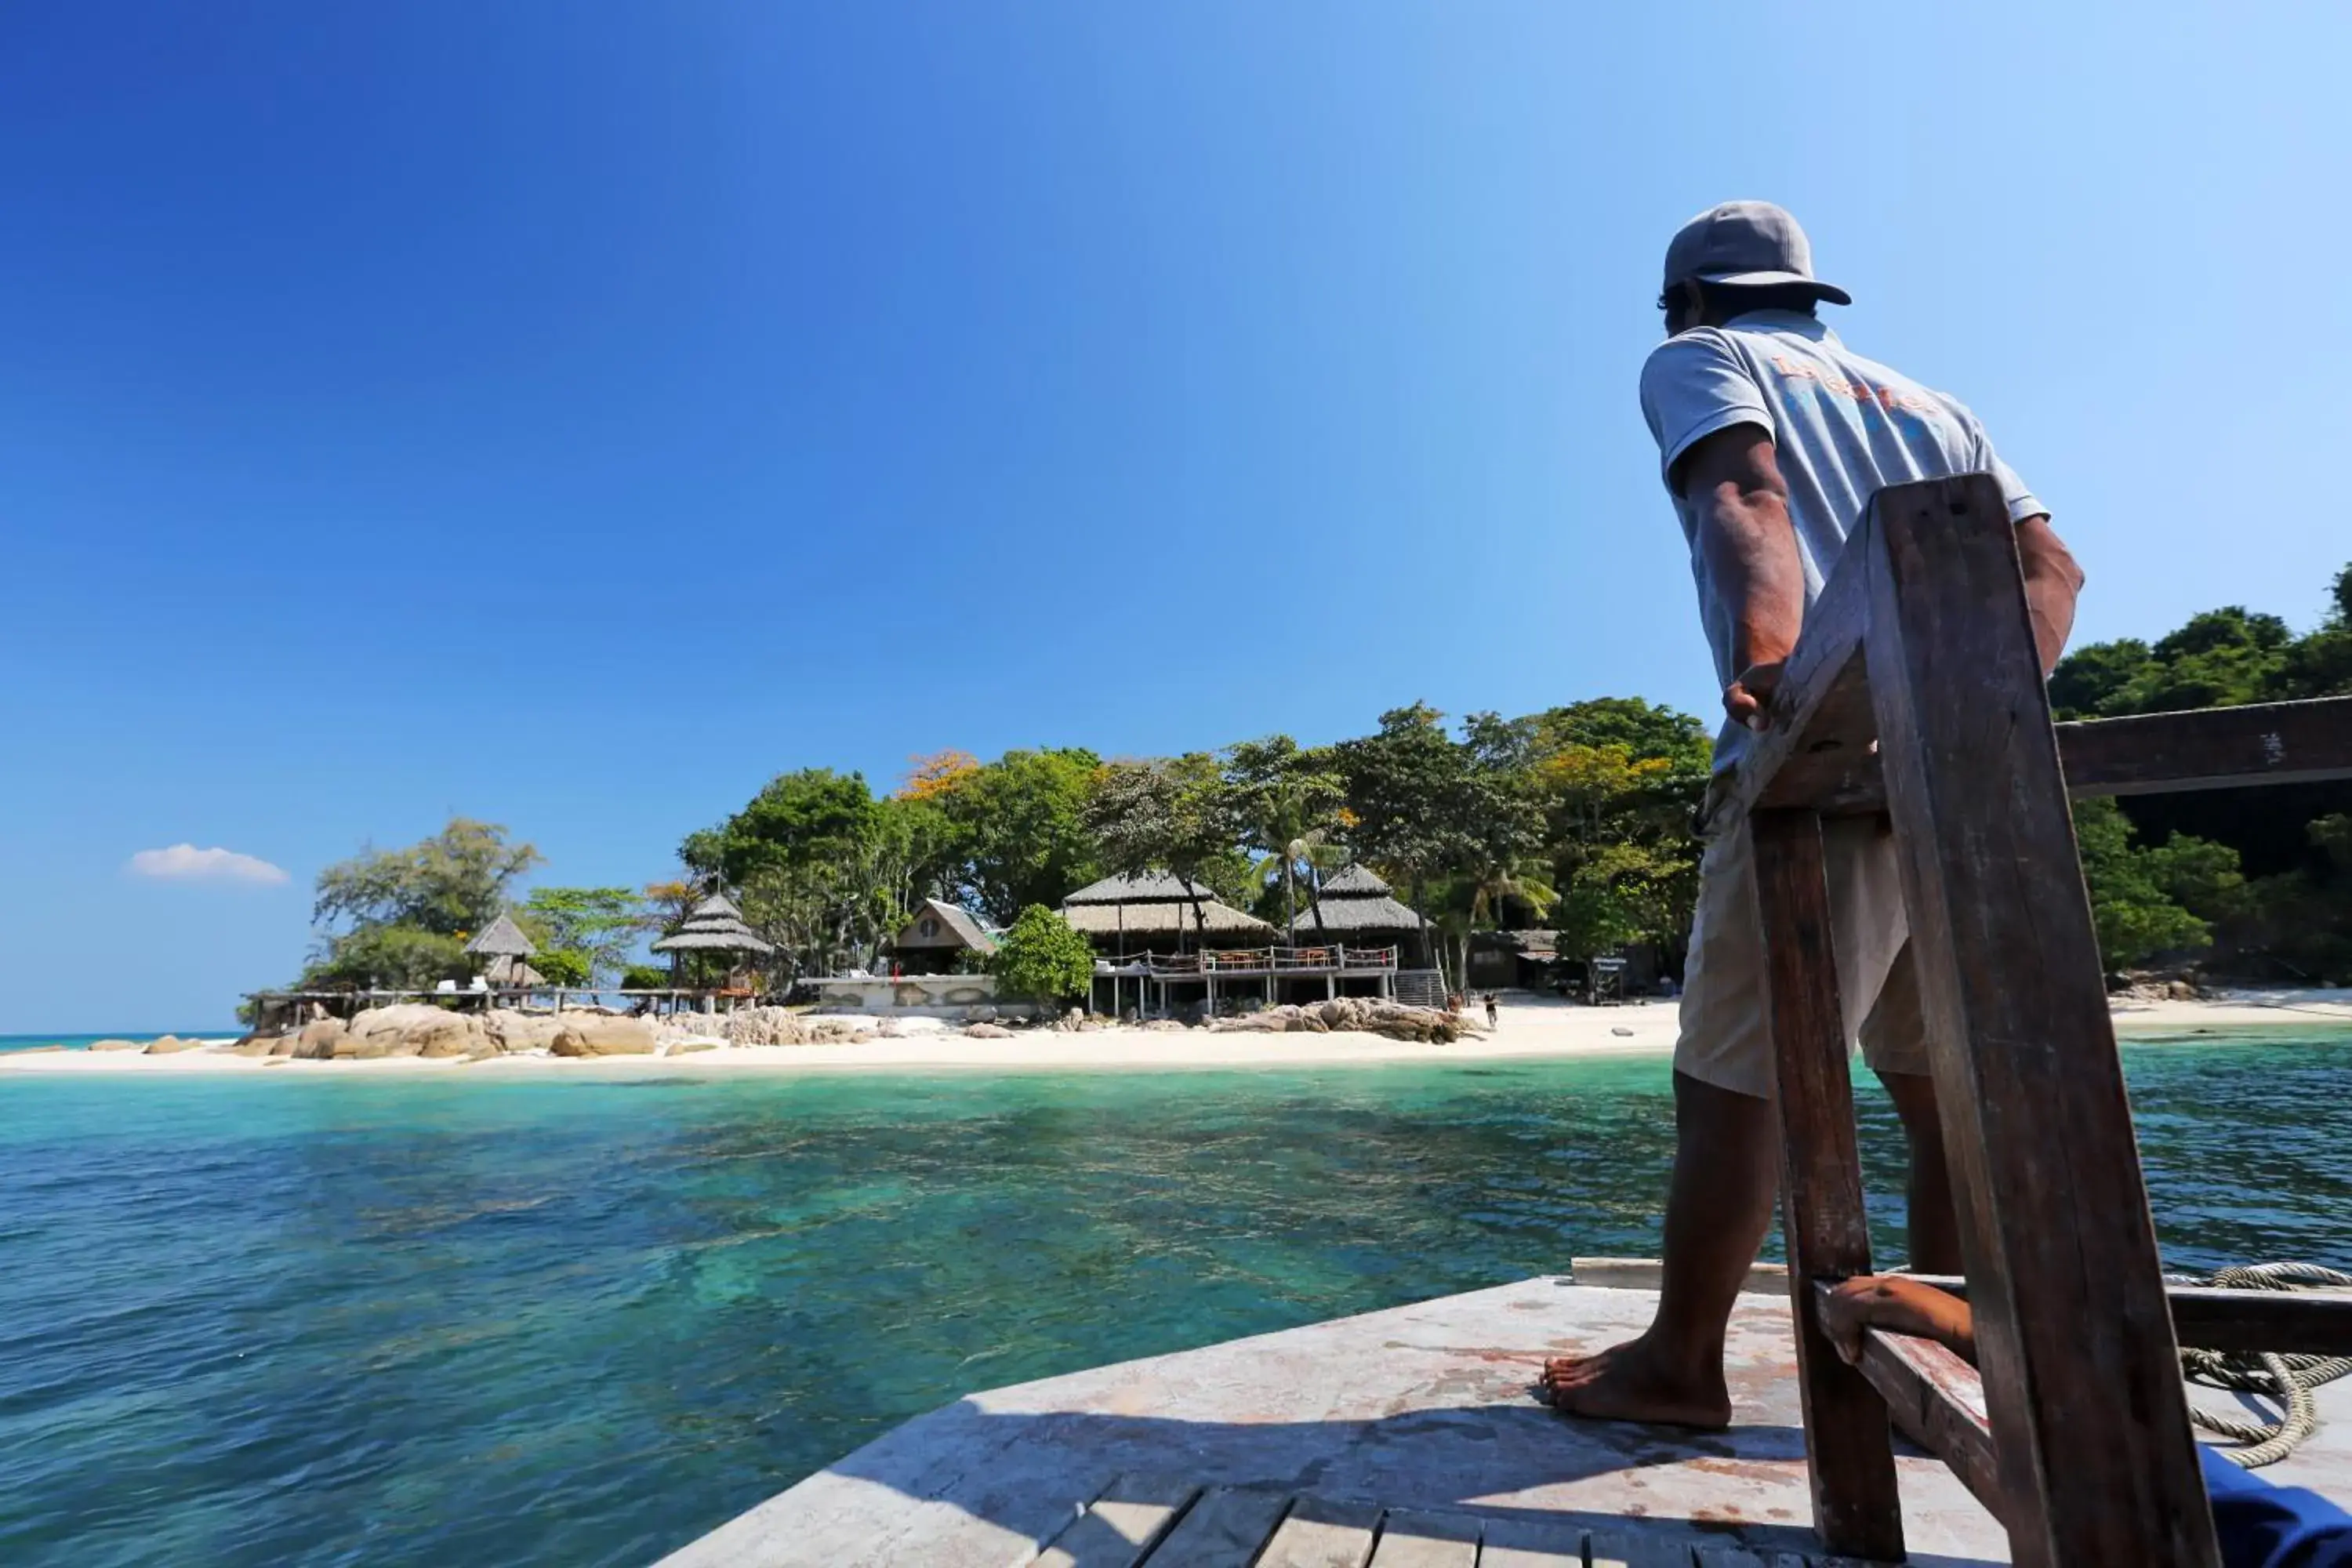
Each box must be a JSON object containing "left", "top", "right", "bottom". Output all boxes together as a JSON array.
[{"left": 1, "top": 1035, "right": 2347, "bottom": 1566}]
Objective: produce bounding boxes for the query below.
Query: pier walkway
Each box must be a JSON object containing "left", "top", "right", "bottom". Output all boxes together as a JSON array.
[{"left": 657, "top": 1266, "right": 2352, "bottom": 1566}]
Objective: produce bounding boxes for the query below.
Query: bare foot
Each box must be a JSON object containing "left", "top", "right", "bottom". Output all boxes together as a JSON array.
[{"left": 1537, "top": 1334, "right": 1732, "bottom": 1429}]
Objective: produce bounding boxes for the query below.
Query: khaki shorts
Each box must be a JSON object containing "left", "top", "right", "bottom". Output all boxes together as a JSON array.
[{"left": 1675, "top": 815, "right": 1929, "bottom": 1100}]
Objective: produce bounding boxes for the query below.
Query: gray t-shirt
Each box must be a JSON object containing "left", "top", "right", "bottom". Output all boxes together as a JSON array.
[{"left": 1639, "top": 309, "right": 2045, "bottom": 769}]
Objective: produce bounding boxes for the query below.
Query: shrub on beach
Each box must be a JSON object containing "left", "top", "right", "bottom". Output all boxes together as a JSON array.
[{"left": 989, "top": 906, "right": 1095, "bottom": 1011}]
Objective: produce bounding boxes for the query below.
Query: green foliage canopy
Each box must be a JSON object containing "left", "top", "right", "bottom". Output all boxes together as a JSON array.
[
  {"left": 937, "top": 748, "right": 1104, "bottom": 925},
  {"left": 1084, "top": 753, "right": 1251, "bottom": 936},
  {"left": 518, "top": 886, "right": 644, "bottom": 987},
  {"left": 301, "top": 818, "right": 541, "bottom": 989},
  {"left": 313, "top": 817, "right": 542, "bottom": 938}
]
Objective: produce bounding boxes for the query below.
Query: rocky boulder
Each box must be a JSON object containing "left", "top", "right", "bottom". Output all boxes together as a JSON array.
[
  {"left": 964, "top": 1023, "right": 1014, "bottom": 1039},
  {"left": 484, "top": 1011, "right": 564, "bottom": 1054},
  {"left": 89, "top": 1038, "right": 144, "bottom": 1052},
  {"left": 550, "top": 1017, "right": 658, "bottom": 1057},
  {"left": 311, "top": 1004, "right": 491, "bottom": 1060},
  {"left": 1203, "top": 998, "right": 1465, "bottom": 1044},
  {"left": 143, "top": 1035, "right": 209, "bottom": 1054},
  {"left": 657, "top": 1007, "right": 809, "bottom": 1047}
]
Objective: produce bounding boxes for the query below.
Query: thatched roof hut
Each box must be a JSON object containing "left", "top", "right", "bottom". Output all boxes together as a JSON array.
[
  {"left": 1061, "top": 871, "right": 1272, "bottom": 942},
  {"left": 651, "top": 893, "right": 777, "bottom": 956},
  {"left": 463, "top": 912, "right": 538, "bottom": 960},
  {"left": 1287, "top": 863, "right": 1423, "bottom": 938},
  {"left": 482, "top": 955, "right": 548, "bottom": 988},
  {"left": 891, "top": 898, "right": 997, "bottom": 963}
]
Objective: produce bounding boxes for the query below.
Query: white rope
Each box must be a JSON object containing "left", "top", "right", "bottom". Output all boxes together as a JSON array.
[{"left": 2173, "top": 1262, "right": 2352, "bottom": 1468}]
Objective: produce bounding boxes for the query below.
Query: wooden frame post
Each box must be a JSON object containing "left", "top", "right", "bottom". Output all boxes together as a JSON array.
[
  {"left": 1717, "top": 480, "right": 2352, "bottom": 1560},
  {"left": 1751, "top": 806, "right": 1905, "bottom": 1560},
  {"left": 1862, "top": 475, "right": 2217, "bottom": 1566}
]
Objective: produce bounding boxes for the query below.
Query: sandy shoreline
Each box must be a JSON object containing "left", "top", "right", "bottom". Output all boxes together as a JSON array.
[{"left": 4, "top": 990, "right": 2347, "bottom": 1079}]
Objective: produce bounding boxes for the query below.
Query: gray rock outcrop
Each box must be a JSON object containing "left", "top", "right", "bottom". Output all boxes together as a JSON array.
[
  {"left": 550, "top": 1017, "right": 657, "bottom": 1057},
  {"left": 143, "top": 1035, "right": 209, "bottom": 1054},
  {"left": 1205, "top": 998, "right": 1466, "bottom": 1043}
]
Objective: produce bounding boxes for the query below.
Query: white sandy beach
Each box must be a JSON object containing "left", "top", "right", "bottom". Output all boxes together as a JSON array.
[{"left": 5, "top": 989, "right": 2347, "bottom": 1079}]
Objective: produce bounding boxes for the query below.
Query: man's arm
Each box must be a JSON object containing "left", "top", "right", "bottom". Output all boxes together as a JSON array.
[
  {"left": 2016, "top": 513, "right": 2085, "bottom": 675},
  {"left": 1818, "top": 1275, "right": 1978, "bottom": 1365},
  {"left": 1675, "top": 423, "right": 1803, "bottom": 732},
  {"left": 1680, "top": 429, "right": 2086, "bottom": 724}
]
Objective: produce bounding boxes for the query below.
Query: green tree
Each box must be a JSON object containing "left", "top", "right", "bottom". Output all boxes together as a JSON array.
[
  {"left": 304, "top": 925, "right": 471, "bottom": 991},
  {"left": 2048, "top": 559, "right": 2350, "bottom": 983},
  {"left": 989, "top": 905, "right": 1097, "bottom": 1011},
  {"left": 517, "top": 886, "right": 644, "bottom": 987},
  {"left": 1528, "top": 699, "right": 1712, "bottom": 966},
  {"left": 1224, "top": 735, "right": 1346, "bottom": 941},
  {"left": 936, "top": 748, "right": 1105, "bottom": 924},
  {"left": 530, "top": 949, "right": 593, "bottom": 988},
  {"left": 2073, "top": 797, "right": 2239, "bottom": 968},
  {"left": 685, "top": 768, "right": 913, "bottom": 979},
  {"left": 1334, "top": 705, "right": 1489, "bottom": 983},
  {"left": 1530, "top": 696, "right": 1711, "bottom": 762},
  {"left": 2049, "top": 637, "right": 2156, "bottom": 720},
  {"left": 2278, "top": 564, "right": 2352, "bottom": 699},
  {"left": 313, "top": 817, "right": 543, "bottom": 937},
  {"left": 300, "top": 818, "right": 542, "bottom": 989},
  {"left": 1083, "top": 754, "right": 1247, "bottom": 946}
]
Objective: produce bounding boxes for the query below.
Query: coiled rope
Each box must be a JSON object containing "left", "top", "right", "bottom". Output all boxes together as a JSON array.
[{"left": 2173, "top": 1262, "right": 2352, "bottom": 1468}]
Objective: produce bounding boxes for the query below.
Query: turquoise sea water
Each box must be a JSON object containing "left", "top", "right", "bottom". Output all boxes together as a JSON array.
[{"left": 2, "top": 1034, "right": 2349, "bottom": 1566}]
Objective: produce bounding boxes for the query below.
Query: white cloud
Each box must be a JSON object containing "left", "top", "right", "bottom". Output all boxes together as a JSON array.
[{"left": 127, "top": 844, "right": 290, "bottom": 886}]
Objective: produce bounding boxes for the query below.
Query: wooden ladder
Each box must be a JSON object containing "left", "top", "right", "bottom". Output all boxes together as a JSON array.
[{"left": 1730, "top": 475, "right": 2352, "bottom": 1566}]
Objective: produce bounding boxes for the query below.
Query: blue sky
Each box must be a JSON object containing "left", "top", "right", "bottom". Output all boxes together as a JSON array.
[{"left": 5, "top": 2, "right": 2347, "bottom": 1033}]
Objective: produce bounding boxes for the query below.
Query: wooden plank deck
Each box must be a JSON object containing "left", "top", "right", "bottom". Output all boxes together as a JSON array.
[{"left": 656, "top": 1275, "right": 2352, "bottom": 1568}]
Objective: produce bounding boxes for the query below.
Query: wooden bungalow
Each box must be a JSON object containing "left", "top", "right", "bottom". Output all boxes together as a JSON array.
[{"left": 887, "top": 898, "right": 996, "bottom": 976}]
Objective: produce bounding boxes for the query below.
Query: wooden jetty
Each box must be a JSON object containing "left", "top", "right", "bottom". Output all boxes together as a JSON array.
[{"left": 655, "top": 1264, "right": 2352, "bottom": 1567}]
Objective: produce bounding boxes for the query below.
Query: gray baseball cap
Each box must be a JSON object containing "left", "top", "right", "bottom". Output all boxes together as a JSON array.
[{"left": 1661, "top": 201, "right": 1850, "bottom": 305}]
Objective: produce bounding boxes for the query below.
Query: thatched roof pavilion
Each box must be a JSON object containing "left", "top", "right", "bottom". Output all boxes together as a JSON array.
[
  {"left": 464, "top": 912, "right": 538, "bottom": 960},
  {"left": 463, "top": 913, "right": 545, "bottom": 989},
  {"left": 1287, "top": 863, "right": 1424, "bottom": 939},
  {"left": 1061, "top": 871, "right": 1272, "bottom": 946},
  {"left": 651, "top": 893, "right": 777, "bottom": 958}
]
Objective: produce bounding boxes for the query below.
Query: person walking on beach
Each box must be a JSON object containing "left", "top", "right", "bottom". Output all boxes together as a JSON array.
[{"left": 1539, "top": 201, "right": 2086, "bottom": 1428}]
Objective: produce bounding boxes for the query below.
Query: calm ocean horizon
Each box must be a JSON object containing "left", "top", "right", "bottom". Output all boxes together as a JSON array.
[
  {"left": 1, "top": 1031, "right": 241, "bottom": 1051},
  {"left": 2, "top": 1032, "right": 2347, "bottom": 1566}
]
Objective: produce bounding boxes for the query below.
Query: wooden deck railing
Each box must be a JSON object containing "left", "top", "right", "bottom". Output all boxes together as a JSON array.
[{"left": 1098, "top": 946, "right": 1400, "bottom": 977}]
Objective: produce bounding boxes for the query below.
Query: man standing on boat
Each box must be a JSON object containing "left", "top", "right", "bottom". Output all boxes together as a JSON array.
[{"left": 1541, "top": 201, "right": 2087, "bottom": 1428}]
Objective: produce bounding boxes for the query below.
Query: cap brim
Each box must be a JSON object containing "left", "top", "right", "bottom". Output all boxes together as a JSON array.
[{"left": 1697, "top": 269, "right": 1853, "bottom": 306}]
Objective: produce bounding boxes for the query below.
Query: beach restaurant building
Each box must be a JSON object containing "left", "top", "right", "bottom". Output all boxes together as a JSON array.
[{"left": 1063, "top": 869, "right": 1434, "bottom": 1016}]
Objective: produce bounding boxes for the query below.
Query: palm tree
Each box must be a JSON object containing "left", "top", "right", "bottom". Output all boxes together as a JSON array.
[
  {"left": 1225, "top": 736, "right": 1346, "bottom": 946},
  {"left": 1248, "top": 826, "right": 1353, "bottom": 939}
]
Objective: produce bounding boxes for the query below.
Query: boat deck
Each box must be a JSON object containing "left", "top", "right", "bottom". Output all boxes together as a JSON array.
[{"left": 659, "top": 1272, "right": 2352, "bottom": 1567}]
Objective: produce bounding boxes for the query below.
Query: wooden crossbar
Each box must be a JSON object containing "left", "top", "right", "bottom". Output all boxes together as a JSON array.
[
  {"left": 1747, "top": 474, "right": 2258, "bottom": 1566},
  {"left": 1899, "top": 1274, "right": 2352, "bottom": 1357},
  {"left": 1719, "top": 684, "right": 2352, "bottom": 824}
]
